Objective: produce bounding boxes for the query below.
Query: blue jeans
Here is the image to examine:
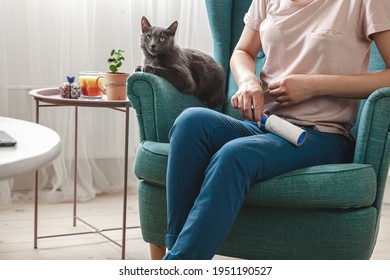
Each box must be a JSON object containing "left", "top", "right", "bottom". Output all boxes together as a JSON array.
[{"left": 163, "top": 108, "right": 354, "bottom": 260}]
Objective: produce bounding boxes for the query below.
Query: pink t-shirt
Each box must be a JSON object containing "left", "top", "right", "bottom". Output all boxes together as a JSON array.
[{"left": 244, "top": 0, "right": 390, "bottom": 136}]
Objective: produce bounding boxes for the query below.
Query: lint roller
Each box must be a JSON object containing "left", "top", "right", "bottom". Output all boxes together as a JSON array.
[{"left": 261, "top": 115, "right": 307, "bottom": 146}]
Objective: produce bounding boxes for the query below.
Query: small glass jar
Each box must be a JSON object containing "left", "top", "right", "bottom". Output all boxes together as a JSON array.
[{"left": 78, "top": 71, "right": 104, "bottom": 98}]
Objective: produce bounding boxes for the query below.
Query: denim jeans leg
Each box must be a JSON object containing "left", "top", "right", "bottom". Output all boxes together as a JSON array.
[
  {"left": 164, "top": 108, "right": 354, "bottom": 259},
  {"left": 165, "top": 107, "right": 261, "bottom": 250}
]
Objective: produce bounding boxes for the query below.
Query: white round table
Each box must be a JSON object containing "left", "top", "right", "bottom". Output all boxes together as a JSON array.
[{"left": 0, "top": 117, "right": 61, "bottom": 179}]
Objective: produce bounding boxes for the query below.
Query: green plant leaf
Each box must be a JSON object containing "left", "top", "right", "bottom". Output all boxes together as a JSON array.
[
  {"left": 109, "top": 65, "right": 117, "bottom": 73},
  {"left": 108, "top": 49, "right": 125, "bottom": 72}
]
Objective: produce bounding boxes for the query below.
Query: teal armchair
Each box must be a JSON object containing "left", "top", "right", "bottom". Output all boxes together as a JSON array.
[{"left": 127, "top": 0, "right": 390, "bottom": 259}]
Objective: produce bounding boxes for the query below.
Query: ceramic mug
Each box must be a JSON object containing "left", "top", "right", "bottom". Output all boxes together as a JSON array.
[{"left": 78, "top": 71, "right": 104, "bottom": 98}]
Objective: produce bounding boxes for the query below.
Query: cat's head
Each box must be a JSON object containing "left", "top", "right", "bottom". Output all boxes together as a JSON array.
[{"left": 140, "top": 16, "right": 178, "bottom": 57}]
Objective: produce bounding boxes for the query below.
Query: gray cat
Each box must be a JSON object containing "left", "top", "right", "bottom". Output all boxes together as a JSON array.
[{"left": 135, "top": 16, "right": 226, "bottom": 108}]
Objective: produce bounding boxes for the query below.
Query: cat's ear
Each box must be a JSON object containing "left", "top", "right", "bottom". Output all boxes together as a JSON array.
[
  {"left": 167, "top": 21, "right": 178, "bottom": 36},
  {"left": 141, "top": 16, "right": 151, "bottom": 33}
]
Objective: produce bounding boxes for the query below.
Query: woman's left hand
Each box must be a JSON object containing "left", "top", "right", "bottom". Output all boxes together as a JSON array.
[{"left": 268, "top": 74, "right": 318, "bottom": 106}]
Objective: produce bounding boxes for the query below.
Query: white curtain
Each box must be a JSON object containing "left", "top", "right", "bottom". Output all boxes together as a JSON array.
[{"left": 0, "top": 0, "right": 212, "bottom": 206}]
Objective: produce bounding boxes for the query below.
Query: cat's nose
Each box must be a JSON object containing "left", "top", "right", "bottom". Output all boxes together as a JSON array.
[{"left": 151, "top": 44, "right": 156, "bottom": 50}]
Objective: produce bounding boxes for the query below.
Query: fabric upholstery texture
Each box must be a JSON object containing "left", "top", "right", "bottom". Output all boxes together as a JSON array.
[{"left": 127, "top": 0, "right": 390, "bottom": 259}]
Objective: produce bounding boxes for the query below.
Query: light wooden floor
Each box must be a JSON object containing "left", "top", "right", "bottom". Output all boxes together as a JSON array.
[{"left": 1, "top": 191, "right": 389, "bottom": 260}]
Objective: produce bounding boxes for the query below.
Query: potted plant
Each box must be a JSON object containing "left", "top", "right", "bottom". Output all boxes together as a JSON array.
[{"left": 98, "top": 49, "right": 130, "bottom": 100}]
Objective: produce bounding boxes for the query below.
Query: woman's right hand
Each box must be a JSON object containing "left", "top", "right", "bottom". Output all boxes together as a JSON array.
[{"left": 231, "top": 78, "right": 264, "bottom": 123}]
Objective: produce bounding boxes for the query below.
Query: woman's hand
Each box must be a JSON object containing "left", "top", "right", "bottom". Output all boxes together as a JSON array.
[
  {"left": 230, "top": 25, "right": 263, "bottom": 123},
  {"left": 231, "top": 78, "right": 264, "bottom": 122},
  {"left": 268, "top": 74, "right": 317, "bottom": 106}
]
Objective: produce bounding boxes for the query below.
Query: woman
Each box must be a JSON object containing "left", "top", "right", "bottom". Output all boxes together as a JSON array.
[{"left": 161, "top": 0, "right": 390, "bottom": 260}]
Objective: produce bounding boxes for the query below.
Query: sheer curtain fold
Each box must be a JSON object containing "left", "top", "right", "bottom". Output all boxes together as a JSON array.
[{"left": 0, "top": 0, "right": 212, "bottom": 206}]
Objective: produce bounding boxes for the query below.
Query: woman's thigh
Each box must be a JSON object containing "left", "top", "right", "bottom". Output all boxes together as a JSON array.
[
  {"left": 168, "top": 107, "right": 262, "bottom": 153},
  {"left": 209, "top": 127, "right": 355, "bottom": 183}
]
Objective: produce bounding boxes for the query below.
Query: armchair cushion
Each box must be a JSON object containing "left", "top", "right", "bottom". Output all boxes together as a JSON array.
[
  {"left": 134, "top": 140, "right": 377, "bottom": 209},
  {"left": 134, "top": 141, "right": 169, "bottom": 187}
]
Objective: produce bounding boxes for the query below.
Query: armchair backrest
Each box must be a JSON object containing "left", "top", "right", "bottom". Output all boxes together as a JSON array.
[{"left": 351, "top": 43, "right": 386, "bottom": 137}]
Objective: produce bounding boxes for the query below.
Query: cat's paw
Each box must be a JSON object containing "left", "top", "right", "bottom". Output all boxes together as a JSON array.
[
  {"left": 142, "top": 65, "right": 156, "bottom": 74},
  {"left": 135, "top": 66, "right": 142, "bottom": 72}
]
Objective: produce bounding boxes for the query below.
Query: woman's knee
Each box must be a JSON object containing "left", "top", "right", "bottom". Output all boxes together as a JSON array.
[
  {"left": 169, "top": 108, "right": 216, "bottom": 139},
  {"left": 176, "top": 107, "right": 214, "bottom": 126}
]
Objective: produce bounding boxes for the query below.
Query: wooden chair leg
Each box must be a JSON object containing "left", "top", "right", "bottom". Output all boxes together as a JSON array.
[{"left": 149, "top": 243, "right": 166, "bottom": 260}]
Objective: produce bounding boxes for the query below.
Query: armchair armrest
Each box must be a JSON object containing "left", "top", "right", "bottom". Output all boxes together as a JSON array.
[
  {"left": 127, "top": 72, "right": 207, "bottom": 143},
  {"left": 353, "top": 87, "right": 390, "bottom": 207}
]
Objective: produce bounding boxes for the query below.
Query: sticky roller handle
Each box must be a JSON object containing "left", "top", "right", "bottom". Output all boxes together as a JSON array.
[{"left": 261, "top": 115, "right": 307, "bottom": 146}]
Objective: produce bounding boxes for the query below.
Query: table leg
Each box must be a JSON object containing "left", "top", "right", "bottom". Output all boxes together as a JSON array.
[
  {"left": 73, "top": 106, "right": 78, "bottom": 226},
  {"left": 34, "top": 99, "right": 40, "bottom": 249},
  {"left": 121, "top": 106, "right": 130, "bottom": 259}
]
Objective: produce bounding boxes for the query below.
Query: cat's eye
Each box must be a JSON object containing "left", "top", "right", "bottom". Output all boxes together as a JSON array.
[
  {"left": 159, "top": 37, "right": 165, "bottom": 42},
  {"left": 146, "top": 35, "right": 151, "bottom": 40}
]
